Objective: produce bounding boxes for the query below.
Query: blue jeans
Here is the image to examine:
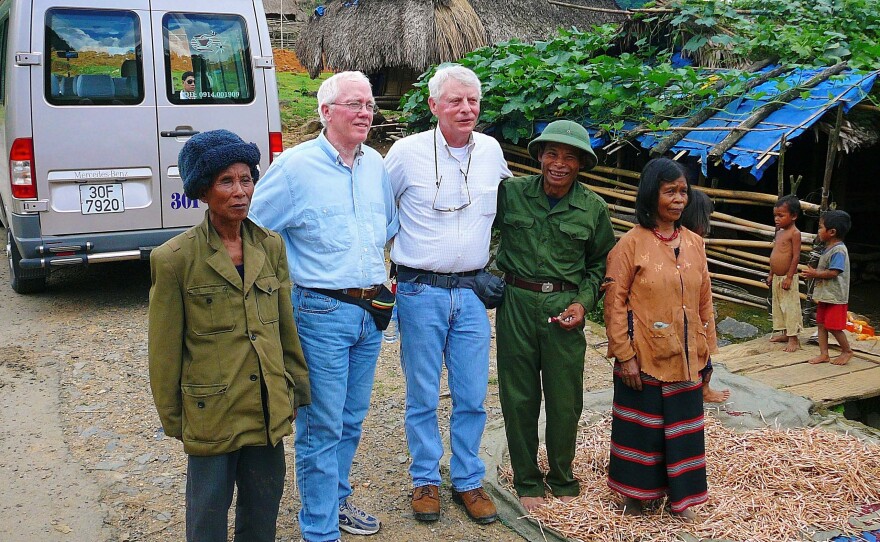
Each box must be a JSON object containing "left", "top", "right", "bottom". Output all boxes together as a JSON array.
[
  {"left": 396, "top": 281, "right": 489, "bottom": 492},
  {"left": 292, "top": 286, "right": 381, "bottom": 542},
  {"left": 186, "top": 443, "right": 285, "bottom": 542}
]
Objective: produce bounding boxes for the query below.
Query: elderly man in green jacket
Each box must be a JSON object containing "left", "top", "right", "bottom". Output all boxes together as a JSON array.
[
  {"left": 148, "top": 130, "right": 310, "bottom": 542},
  {"left": 495, "top": 120, "right": 615, "bottom": 511}
]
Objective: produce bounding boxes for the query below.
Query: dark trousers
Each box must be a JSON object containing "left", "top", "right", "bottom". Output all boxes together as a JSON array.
[
  {"left": 496, "top": 286, "right": 586, "bottom": 497},
  {"left": 186, "top": 443, "right": 286, "bottom": 542}
]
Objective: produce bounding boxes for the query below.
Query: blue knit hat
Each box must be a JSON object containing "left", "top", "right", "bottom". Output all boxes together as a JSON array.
[{"left": 178, "top": 129, "right": 261, "bottom": 199}]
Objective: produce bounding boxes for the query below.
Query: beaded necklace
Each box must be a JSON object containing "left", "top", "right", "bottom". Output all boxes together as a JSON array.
[{"left": 651, "top": 226, "right": 680, "bottom": 242}]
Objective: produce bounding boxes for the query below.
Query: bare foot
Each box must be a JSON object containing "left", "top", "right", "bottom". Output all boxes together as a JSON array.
[
  {"left": 783, "top": 336, "right": 800, "bottom": 352},
  {"left": 703, "top": 386, "right": 730, "bottom": 403},
  {"left": 556, "top": 495, "right": 577, "bottom": 504},
  {"left": 831, "top": 351, "right": 853, "bottom": 366},
  {"left": 808, "top": 354, "right": 830, "bottom": 364},
  {"left": 770, "top": 334, "right": 788, "bottom": 343},
  {"left": 622, "top": 497, "right": 643, "bottom": 516},
  {"left": 519, "top": 496, "right": 546, "bottom": 512},
  {"left": 673, "top": 507, "right": 698, "bottom": 522}
]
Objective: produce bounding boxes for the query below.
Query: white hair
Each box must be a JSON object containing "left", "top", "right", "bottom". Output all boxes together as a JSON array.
[
  {"left": 316, "top": 71, "right": 372, "bottom": 126},
  {"left": 427, "top": 64, "right": 482, "bottom": 101}
]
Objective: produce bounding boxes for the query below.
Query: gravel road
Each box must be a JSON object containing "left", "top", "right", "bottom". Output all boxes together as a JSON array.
[{"left": 0, "top": 229, "right": 612, "bottom": 541}]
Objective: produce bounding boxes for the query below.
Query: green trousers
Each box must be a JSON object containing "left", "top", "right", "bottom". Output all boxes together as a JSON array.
[{"left": 496, "top": 286, "right": 586, "bottom": 497}]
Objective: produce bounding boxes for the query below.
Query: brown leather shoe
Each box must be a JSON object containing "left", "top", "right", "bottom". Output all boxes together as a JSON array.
[
  {"left": 452, "top": 487, "right": 497, "bottom": 524},
  {"left": 411, "top": 484, "right": 440, "bottom": 522}
]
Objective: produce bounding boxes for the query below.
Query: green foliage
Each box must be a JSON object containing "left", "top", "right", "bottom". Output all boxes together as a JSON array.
[
  {"left": 745, "top": 0, "right": 879, "bottom": 68},
  {"left": 653, "top": 0, "right": 880, "bottom": 70},
  {"left": 401, "top": 1, "right": 880, "bottom": 144},
  {"left": 276, "top": 71, "right": 330, "bottom": 130},
  {"left": 586, "top": 298, "right": 605, "bottom": 326},
  {"left": 402, "top": 27, "right": 750, "bottom": 144}
]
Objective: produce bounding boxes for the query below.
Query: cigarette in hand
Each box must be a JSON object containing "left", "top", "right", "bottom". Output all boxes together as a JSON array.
[{"left": 548, "top": 315, "right": 573, "bottom": 323}]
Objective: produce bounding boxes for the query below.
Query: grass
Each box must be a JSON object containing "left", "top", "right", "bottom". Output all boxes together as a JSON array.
[
  {"left": 276, "top": 71, "right": 330, "bottom": 130},
  {"left": 715, "top": 299, "right": 773, "bottom": 340}
]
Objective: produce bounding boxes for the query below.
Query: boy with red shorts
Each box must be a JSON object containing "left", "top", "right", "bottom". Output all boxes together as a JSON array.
[{"left": 802, "top": 210, "right": 854, "bottom": 365}]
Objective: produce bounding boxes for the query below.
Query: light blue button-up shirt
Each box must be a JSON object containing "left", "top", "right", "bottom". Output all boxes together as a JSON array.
[{"left": 249, "top": 133, "right": 398, "bottom": 289}]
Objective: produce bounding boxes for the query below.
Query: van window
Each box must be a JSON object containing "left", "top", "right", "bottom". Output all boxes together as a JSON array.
[
  {"left": 44, "top": 9, "right": 143, "bottom": 106},
  {"left": 163, "top": 13, "right": 254, "bottom": 105}
]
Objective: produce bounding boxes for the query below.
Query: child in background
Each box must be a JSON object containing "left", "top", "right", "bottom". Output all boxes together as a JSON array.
[
  {"left": 802, "top": 210, "right": 854, "bottom": 365},
  {"left": 767, "top": 195, "right": 803, "bottom": 352},
  {"left": 681, "top": 190, "right": 730, "bottom": 403}
]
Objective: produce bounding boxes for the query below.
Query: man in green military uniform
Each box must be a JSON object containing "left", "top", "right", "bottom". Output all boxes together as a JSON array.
[{"left": 495, "top": 120, "right": 615, "bottom": 511}]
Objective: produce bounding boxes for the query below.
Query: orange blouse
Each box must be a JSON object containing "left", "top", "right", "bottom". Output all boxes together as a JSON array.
[{"left": 604, "top": 226, "right": 718, "bottom": 382}]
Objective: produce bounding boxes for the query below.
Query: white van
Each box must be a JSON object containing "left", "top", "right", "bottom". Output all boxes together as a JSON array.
[{"left": 0, "top": 0, "right": 282, "bottom": 293}]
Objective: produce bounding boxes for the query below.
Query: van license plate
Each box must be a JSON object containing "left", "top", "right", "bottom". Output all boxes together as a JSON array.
[{"left": 79, "top": 183, "right": 124, "bottom": 215}]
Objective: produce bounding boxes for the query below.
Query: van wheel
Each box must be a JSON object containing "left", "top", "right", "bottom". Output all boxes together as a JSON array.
[{"left": 6, "top": 230, "right": 47, "bottom": 294}]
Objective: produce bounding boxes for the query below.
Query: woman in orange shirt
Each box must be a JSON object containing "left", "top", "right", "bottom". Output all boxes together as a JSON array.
[{"left": 603, "top": 158, "right": 718, "bottom": 522}]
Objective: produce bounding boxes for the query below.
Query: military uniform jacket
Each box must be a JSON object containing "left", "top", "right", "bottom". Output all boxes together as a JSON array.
[
  {"left": 495, "top": 174, "right": 616, "bottom": 312},
  {"left": 148, "top": 213, "right": 311, "bottom": 456}
]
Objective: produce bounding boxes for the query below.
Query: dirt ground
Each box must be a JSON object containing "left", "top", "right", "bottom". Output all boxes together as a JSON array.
[{"left": 0, "top": 231, "right": 613, "bottom": 541}]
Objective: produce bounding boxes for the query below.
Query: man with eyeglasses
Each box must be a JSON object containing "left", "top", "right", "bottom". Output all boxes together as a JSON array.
[
  {"left": 249, "top": 71, "right": 397, "bottom": 542},
  {"left": 384, "top": 64, "right": 511, "bottom": 525},
  {"left": 180, "top": 71, "right": 195, "bottom": 100}
]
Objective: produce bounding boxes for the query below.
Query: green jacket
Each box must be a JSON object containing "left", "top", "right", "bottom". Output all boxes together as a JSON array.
[
  {"left": 495, "top": 175, "right": 615, "bottom": 311},
  {"left": 148, "top": 214, "right": 310, "bottom": 456}
]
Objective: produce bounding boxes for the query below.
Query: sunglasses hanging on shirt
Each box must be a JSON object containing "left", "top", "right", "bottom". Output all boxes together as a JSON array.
[{"left": 432, "top": 128, "right": 472, "bottom": 212}]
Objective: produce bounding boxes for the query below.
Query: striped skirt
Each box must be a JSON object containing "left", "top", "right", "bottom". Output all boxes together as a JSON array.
[{"left": 607, "top": 368, "right": 708, "bottom": 513}]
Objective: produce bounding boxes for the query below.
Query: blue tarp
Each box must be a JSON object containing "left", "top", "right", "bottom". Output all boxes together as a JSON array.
[{"left": 535, "top": 67, "right": 879, "bottom": 183}]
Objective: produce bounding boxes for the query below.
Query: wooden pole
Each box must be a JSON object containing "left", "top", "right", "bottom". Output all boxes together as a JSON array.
[
  {"left": 707, "top": 62, "right": 848, "bottom": 162},
  {"left": 711, "top": 292, "right": 767, "bottom": 309},
  {"left": 650, "top": 65, "right": 790, "bottom": 157},
  {"left": 706, "top": 248, "right": 771, "bottom": 272},
  {"left": 606, "top": 59, "right": 777, "bottom": 154},
  {"left": 710, "top": 272, "right": 768, "bottom": 290},
  {"left": 777, "top": 134, "right": 786, "bottom": 197},
  {"left": 504, "top": 144, "right": 818, "bottom": 212},
  {"left": 854, "top": 103, "right": 880, "bottom": 114},
  {"left": 502, "top": 142, "right": 644, "bottom": 179},
  {"left": 707, "top": 256, "right": 768, "bottom": 278},
  {"left": 710, "top": 272, "right": 809, "bottom": 300},
  {"left": 820, "top": 104, "right": 845, "bottom": 211}
]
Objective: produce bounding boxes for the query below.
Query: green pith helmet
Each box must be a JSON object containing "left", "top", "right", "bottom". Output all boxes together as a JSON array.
[{"left": 527, "top": 120, "right": 598, "bottom": 171}]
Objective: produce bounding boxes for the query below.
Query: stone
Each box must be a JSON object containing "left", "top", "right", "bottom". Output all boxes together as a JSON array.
[
  {"left": 94, "top": 460, "right": 126, "bottom": 471},
  {"left": 716, "top": 317, "right": 760, "bottom": 339},
  {"left": 135, "top": 453, "right": 153, "bottom": 465}
]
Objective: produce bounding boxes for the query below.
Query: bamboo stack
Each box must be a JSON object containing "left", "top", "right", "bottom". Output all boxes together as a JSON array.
[{"left": 502, "top": 144, "right": 819, "bottom": 309}]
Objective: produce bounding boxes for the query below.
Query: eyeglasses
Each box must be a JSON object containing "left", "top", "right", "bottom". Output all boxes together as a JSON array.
[
  {"left": 184, "top": 79, "right": 195, "bottom": 84},
  {"left": 329, "top": 101, "right": 379, "bottom": 114},
  {"left": 432, "top": 128, "right": 472, "bottom": 212}
]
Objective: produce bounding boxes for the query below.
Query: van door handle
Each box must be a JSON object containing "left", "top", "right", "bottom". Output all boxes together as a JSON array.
[{"left": 161, "top": 130, "right": 200, "bottom": 137}]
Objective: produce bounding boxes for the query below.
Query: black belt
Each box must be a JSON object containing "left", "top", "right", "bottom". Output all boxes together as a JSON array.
[
  {"left": 503, "top": 273, "right": 577, "bottom": 293},
  {"left": 395, "top": 264, "right": 480, "bottom": 289}
]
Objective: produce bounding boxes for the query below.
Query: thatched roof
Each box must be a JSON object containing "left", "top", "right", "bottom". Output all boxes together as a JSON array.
[
  {"left": 263, "top": 0, "right": 308, "bottom": 18},
  {"left": 295, "top": 0, "right": 624, "bottom": 78}
]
